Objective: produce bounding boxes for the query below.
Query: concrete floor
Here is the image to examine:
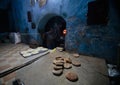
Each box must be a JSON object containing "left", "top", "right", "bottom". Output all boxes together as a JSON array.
[
  {"left": 0, "top": 43, "right": 109, "bottom": 85},
  {"left": 13, "top": 51, "right": 109, "bottom": 85},
  {"left": 0, "top": 43, "right": 29, "bottom": 75},
  {"left": 0, "top": 43, "right": 49, "bottom": 85},
  {"left": 0, "top": 43, "right": 49, "bottom": 77}
]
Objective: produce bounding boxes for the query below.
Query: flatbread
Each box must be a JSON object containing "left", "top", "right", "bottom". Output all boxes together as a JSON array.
[
  {"left": 31, "top": 51, "right": 39, "bottom": 55},
  {"left": 72, "top": 61, "right": 81, "bottom": 67},
  {"left": 53, "top": 65, "right": 63, "bottom": 70},
  {"left": 65, "top": 72, "right": 78, "bottom": 82},
  {"left": 40, "top": 48, "right": 48, "bottom": 51},
  {"left": 53, "top": 60, "right": 64, "bottom": 64},
  {"left": 20, "top": 51, "right": 28, "bottom": 54},
  {"left": 52, "top": 69, "right": 63, "bottom": 76},
  {"left": 27, "top": 49, "right": 34, "bottom": 52},
  {"left": 23, "top": 53, "right": 32, "bottom": 57},
  {"left": 54, "top": 62, "right": 64, "bottom": 66},
  {"left": 64, "top": 63, "right": 72, "bottom": 69},
  {"left": 55, "top": 57, "right": 64, "bottom": 60},
  {"left": 37, "top": 47, "right": 43, "bottom": 50},
  {"left": 36, "top": 47, "right": 44, "bottom": 52},
  {"left": 64, "top": 58, "right": 72, "bottom": 63},
  {"left": 73, "top": 53, "right": 80, "bottom": 58}
]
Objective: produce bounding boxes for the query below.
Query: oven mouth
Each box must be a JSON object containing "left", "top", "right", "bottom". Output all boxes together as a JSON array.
[{"left": 42, "top": 15, "right": 66, "bottom": 49}]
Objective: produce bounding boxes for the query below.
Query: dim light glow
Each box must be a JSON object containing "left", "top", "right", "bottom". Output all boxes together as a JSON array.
[{"left": 63, "top": 29, "right": 67, "bottom": 35}]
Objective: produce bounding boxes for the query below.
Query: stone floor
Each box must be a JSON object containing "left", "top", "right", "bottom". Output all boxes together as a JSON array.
[
  {"left": 0, "top": 43, "right": 49, "bottom": 84},
  {"left": 1, "top": 50, "right": 110, "bottom": 85},
  {"left": 0, "top": 43, "right": 110, "bottom": 85},
  {"left": 0, "top": 43, "right": 29, "bottom": 74}
]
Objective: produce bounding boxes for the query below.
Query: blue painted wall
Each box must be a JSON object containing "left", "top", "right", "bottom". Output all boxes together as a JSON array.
[
  {"left": 65, "top": 0, "right": 120, "bottom": 64},
  {"left": 0, "top": 0, "right": 120, "bottom": 64}
]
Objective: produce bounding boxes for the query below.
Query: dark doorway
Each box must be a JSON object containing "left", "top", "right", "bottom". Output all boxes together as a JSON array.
[{"left": 42, "top": 16, "right": 66, "bottom": 49}]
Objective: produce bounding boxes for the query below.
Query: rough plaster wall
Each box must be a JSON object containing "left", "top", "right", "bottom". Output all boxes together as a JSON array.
[
  {"left": 10, "top": 0, "right": 64, "bottom": 43},
  {"left": 65, "top": 0, "right": 120, "bottom": 63},
  {"left": 10, "top": 0, "right": 29, "bottom": 32},
  {"left": 31, "top": 0, "right": 62, "bottom": 43},
  {"left": 62, "top": 0, "right": 93, "bottom": 23},
  {"left": 9, "top": 0, "right": 94, "bottom": 43},
  {"left": 8, "top": 0, "right": 120, "bottom": 63}
]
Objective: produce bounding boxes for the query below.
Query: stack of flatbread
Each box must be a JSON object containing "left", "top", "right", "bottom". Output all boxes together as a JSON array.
[{"left": 52, "top": 53, "right": 81, "bottom": 82}]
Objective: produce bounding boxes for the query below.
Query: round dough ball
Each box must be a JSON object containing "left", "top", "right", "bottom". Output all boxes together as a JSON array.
[
  {"left": 35, "top": 49, "right": 41, "bottom": 52},
  {"left": 23, "top": 53, "right": 31, "bottom": 57},
  {"left": 20, "top": 51, "right": 27, "bottom": 54},
  {"left": 27, "top": 49, "right": 34, "bottom": 52},
  {"left": 31, "top": 51, "right": 39, "bottom": 55},
  {"left": 65, "top": 72, "right": 78, "bottom": 82},
  {"left": 40, "top": 48, "right": 48, "bottom": 51},
  {"left": 37, "top": 47, "right": 43, "bottom": 50}
]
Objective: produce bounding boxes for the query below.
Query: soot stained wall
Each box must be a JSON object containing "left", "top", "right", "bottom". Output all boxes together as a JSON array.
[{"left": 1, "top": 0, "right": 119, "bottom": 64}]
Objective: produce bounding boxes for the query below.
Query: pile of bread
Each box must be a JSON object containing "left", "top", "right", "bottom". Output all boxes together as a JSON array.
[
  {"left": 20, "top": 47, "right": 48, "bottom": 57},
  {"left": 52, "top": 53, "right": 81, "bottom": 82}
]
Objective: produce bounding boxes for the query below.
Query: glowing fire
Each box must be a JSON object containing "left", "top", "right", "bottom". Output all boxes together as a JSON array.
[{"left": 63, "top": 29, "right": 67, "bottom": 35}]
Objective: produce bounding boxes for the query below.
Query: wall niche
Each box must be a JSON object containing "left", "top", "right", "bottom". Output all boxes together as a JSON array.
[
  {"left": 27, "top": 11, "right": 32, "bottom": 22},
  {"left": 87, "top": 0, "right": 108, "bottom": 25}
]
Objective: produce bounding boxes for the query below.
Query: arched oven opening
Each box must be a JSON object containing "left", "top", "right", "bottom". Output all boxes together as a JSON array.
[{"left": 42, "top": 16, "right": 66, "bottom": 49}]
